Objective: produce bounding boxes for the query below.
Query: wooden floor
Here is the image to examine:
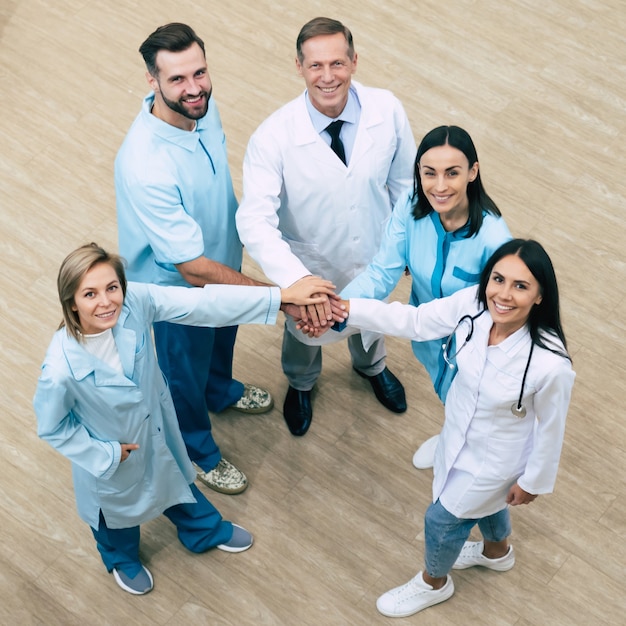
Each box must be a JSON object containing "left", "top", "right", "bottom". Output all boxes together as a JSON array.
[{"left": 1, "top": 0, "right": 625, "bottom": 623}]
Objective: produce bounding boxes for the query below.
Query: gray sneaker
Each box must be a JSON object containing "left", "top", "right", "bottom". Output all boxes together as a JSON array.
[
  {"left": 112, "top": 565, "right": 154, "bottom": 595},
  {"left": 195, "top": 459, "right": 248, "bottom": 494},
  {"left": 217, "top": 524, "right": 253, "bottom": 553}
]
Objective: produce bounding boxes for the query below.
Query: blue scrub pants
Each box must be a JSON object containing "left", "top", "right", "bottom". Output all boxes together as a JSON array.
[
  {"left": 91, "top": 484, "right": 233, "bottom": 578},
  {"left": 424, "top": 499, "right": 511, "bottom": 578},
  {"left": 153, "top": 322, "right": 244, "bottom": 471}
]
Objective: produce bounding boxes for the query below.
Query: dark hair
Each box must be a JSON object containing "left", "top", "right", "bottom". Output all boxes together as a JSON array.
[
  {"left": 477, "top": 239, "right": 570, "bottom": 360},
  {"left": 57, "top": 243, "right": 127, "bottom": 342},
  {"left": 411, "top": 126, "right": 501, "bottom": 237},
  {"left": 139, "top": 23, "right": 205, "bottom": 77},
  {"left": 296, "top": 17, "right": 354, "bottom": 63}
]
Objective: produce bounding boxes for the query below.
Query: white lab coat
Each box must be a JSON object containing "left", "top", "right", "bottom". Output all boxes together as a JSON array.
[
  {"left": 348, "top": 286, "right": 575, "bottom": 518},
  {"left": 236, "top": 81, "right": 416, "bottom": 346}
]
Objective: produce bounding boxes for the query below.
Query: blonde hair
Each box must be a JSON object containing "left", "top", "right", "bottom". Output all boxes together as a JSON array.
[{"left": 57, "top": 243, "right": 127, "bottom": 341}]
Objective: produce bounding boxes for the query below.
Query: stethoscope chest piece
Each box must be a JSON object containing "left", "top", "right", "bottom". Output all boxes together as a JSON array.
[{"left": 510, "top": 403, "right": 527, "bottom": 418}]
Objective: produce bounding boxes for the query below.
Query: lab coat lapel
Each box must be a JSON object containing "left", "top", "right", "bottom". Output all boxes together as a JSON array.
[
  {"left": 348, "top": 95, "right": 378, "bottom": 169},
  {"left": 112, "top": 325, "right": 137, "bottom": 381},
  {"left": 458, "top": 311, "right": 491, "bottom": 389},
  {"left": 61, "top": 326, "right": 136, "bottom": 387},
  {"left": 292, "top": 95, "right": 349, "bottom": 171}
]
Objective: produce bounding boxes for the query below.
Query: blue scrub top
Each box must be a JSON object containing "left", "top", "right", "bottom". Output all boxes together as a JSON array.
[
  {"left": 342, "top": 188, "right": 511, "bottom": 401},
  {"left": 115, "top": 93, "right": 242, "bottom": 287}
]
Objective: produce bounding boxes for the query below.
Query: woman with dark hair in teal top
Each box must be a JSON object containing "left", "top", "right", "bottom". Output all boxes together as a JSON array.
[{"left": 341, "top": 125, "right": 511, "bottom": 468}]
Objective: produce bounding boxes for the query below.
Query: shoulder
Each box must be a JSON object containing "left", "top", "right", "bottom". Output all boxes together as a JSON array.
[
  {"left": 116, "top": 119, "right": 169, "bottom": 180},
  {"left": 125, "top": 282, "right": 183, "bottom": 314},
  {"left": 354, "top": 82, "right": 398, "bottom": 103},
  {"left": 477, "top": 214, "right": 512, "bottom": 243},
  {"left": 533, "top": 337, "right": 575, "bottom": 379},
  {"left": 38, "top": 330, "right": 73, "bottom": 382},
  {"left": 481, "top": 212, "right": 509, "bottom": 230},
  {"left": 124, "top": 282, "right": 154, "bottom": 311},
  {"left": 355, "top": 82, "right": 407, "bottom": 114}
]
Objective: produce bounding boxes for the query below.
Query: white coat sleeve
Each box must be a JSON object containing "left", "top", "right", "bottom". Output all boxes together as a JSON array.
[
  {"left": 347, "top": 286, "right": 477, "bottom": 340},
  {"left": 236, "top": 128, "right": 311, "bottom": 287},
  {"left": 517, "top": 360, "right": 575, "bottom": 494},
  {"left": 385, "top": 98, "right": 416, "bottom": 206}
]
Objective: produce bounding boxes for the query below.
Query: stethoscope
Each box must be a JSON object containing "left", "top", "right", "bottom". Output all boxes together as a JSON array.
[{"left": 441, "top": 310, "right": 534, "bottom": 418}]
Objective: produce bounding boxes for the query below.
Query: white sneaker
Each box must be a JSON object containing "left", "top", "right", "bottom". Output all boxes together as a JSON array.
[
  {"left": 376, "top": 571, "right": 454, "bottom": 617},
  {"left": 452, "top": 541, "right": 515, "bottom": 571},
  {"left": 412, "top": 434, "right": 439, "bottom": 469}
]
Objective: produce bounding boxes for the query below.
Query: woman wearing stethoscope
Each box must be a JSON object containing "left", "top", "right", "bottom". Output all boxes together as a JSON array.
[{"left": 341, "top": 239, "right": 575, "bottom": 618}]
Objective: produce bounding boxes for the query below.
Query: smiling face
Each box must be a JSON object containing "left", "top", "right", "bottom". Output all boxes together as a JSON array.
[
  {"left": 296, "top": 32, "right": 357, "bottom": 118},
  {"left": 485, "top": 254, "right": 543, "bottom": 339},
  {"left": 147, "top": 42, "right": 213, "bottom": 130},
  {"left": 418, "top": 144, "right": 479, "bottom": 231},
  {"left": 71, "top": 263, "right": 124, "bottom": 335}
]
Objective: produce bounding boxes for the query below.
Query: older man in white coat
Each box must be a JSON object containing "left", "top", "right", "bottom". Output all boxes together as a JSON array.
[{"left": 236, "top": 17, "right": 416, "bottom": 436}]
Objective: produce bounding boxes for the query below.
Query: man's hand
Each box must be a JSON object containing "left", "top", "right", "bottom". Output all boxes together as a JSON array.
[{"left": 295, "top": 298, "right": 348, "bottom": 337}]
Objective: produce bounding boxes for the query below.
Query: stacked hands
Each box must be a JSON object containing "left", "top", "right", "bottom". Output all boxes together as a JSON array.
[{"left": 279, "top": 275, "right": 348, "bottom": 336}]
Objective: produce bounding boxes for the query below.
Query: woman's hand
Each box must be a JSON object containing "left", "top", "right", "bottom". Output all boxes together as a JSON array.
[
  {"left": 506, "top": 483, "right": 538, "bottom": 506},
  {"left": 280, "top": 275, "right": 337, "bottom": 308},
  {"left": 120, "top": 443, "right": 139, "bottom": 462}
]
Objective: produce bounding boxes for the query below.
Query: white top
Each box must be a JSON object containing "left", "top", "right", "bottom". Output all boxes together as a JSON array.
[
  {"left": 348, "top": 285, "right": 575, "bottom": 517},
  {"left": 83, "top": 329, "right": 123, "bottom": 373}
]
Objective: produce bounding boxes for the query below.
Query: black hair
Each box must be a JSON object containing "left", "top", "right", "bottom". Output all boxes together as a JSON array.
[
  {"left": 477, "top": 239, "right": 570, "bottom": 360},
  {"left": 139, "top": 23, "right": 205, "bottom": 77},
  {"left": 411, "top": 125, "right": 501, "bottom": 237}
]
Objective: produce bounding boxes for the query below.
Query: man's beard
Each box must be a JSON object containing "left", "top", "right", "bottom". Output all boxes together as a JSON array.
[{"left": 161, "top": 86, "right": 212, "bottom": 120}]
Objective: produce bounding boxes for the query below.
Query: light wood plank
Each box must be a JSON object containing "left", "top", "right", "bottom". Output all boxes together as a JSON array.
[{"left": 1, "top": 0, "right": 625, "bottom": 623}]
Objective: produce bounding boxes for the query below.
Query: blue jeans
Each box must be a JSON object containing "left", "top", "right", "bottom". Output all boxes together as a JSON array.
[
  {"left": 91, "top": 484, "right": 233, "bottom": 577},
  {"left": 153, "top": 322, "right": 244, "bottom": 470},
  {"left": 424, "top": 499, "right": 511, "bottom": 578}
]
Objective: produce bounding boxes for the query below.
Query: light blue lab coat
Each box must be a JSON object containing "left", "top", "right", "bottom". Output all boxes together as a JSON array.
[{"left": 34, "top": 282, "right": 280, "bottom": 528}]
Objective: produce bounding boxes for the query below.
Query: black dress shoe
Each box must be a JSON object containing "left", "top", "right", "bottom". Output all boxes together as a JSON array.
[
  {"left": 354, "top": 366, "right": 407, "bottom": 413},
  {"left": 283, "top": 386, "right": 313, "bottom": 436}
]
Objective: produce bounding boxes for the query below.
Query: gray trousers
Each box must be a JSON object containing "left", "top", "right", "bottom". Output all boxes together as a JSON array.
[{"left": 281, "top": 324, "right": 387, "bottom": 390}]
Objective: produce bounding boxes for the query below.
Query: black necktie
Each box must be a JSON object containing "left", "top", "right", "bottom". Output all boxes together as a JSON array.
[{"left": 325, "top": 120, "right": 346, "bottom": 165}]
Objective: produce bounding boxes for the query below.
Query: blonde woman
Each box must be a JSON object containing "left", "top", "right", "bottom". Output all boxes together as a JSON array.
[{"left": 34, "top": 243, "right": 336, "bottom": 595}]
